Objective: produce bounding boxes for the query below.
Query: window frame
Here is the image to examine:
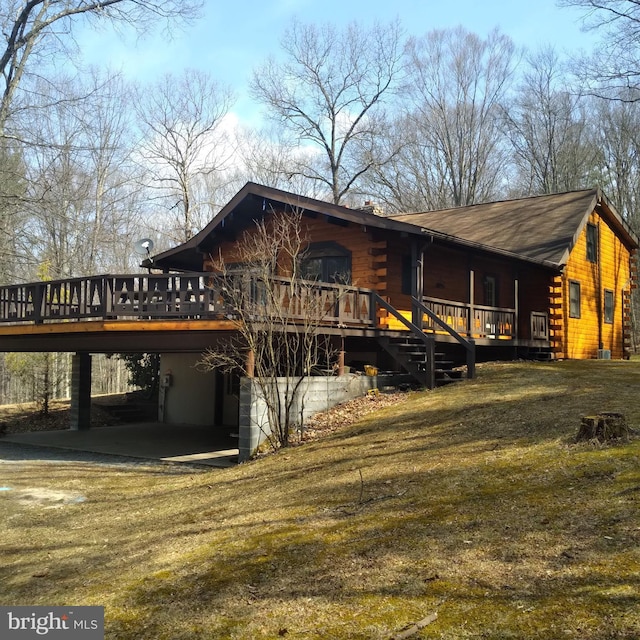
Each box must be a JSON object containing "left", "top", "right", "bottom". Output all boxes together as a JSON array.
[
  {"left": 586, "top": 223, "right": 598, "bottom": 263},
  {"left": 604, "top": 289, "right": 614, "bottom": 324},
  {"left": 483, "top": 274, "right": 498, "bottom": 307},
  {"left": 300, "top": 241, "right": 352, "bottom": 285},
  {"left": 569, "top": 280, "right": 581, "bottom": 318}
]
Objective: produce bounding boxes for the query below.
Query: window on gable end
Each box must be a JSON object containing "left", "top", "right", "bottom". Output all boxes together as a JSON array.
[
  {"left": 300, "top": 242, "right": 352, "bottom": 284},
  {"left": 604, "top": 289, "right": 614, "bottom": 324},
  {"left": 586, "top": 223, "right": 598, "bottom": 263},
  {"left": 569, "top": 280, "right": 581, "bottom": 318}
]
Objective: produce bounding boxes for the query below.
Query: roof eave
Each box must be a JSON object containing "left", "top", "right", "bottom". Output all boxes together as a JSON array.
[
  {"left": 420, "top": 227, "right": 562, "bottom": 271},
  {"left": 149, "top": 182, "right": 429, "bottom": 271}
]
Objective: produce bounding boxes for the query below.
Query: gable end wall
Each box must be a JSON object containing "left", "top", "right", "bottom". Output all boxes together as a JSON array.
[
  {"left": 202, "top": 210, "right": 383, "bottom": 291},
  {"left": 562, "top": 210, "right": 633, "bottom": 359}
]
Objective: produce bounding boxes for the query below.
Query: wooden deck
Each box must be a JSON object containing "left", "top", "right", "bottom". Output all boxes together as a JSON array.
[
  {"left": 0, "top": 273, "right": 374, "bottom": 327},
  {"left": 0, "top": 273, "right": 549, "bottom": 352}
]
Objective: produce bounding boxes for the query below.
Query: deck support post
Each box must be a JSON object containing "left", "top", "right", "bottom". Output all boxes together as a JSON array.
[
  {"left": 246, "top": 349, "right": 255, "bottom": 378},
  {"left": 337, "top": 350, "right": 346, "bottom": 376},
  {"left": 469, "top": 270, "right": 475, "bottom": 335},
  {"left": 514, "top": 278, "right": 519, "bottom": 339},
  {"left": 69, "top": 352, "right": 91, "bottom": 431}
]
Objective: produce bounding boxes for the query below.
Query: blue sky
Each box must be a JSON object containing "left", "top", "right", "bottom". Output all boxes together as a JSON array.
[{"left": 76, "top": 0, "right": 600, "bottom": 124}]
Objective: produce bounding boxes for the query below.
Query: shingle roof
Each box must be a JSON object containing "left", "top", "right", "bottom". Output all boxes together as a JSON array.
[
  {"left": 390, "top": 189, "right": 608, "bottom": 267},
  {"left": 151, "top": 184, "right": 637, "bottom": 273}
]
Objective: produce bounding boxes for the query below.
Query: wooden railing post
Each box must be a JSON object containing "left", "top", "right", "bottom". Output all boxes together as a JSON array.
[
  {"left": 411, "top": 241, "right": 424, "bottom": 330},
  {"left": 469, "top": 270, "right": 475, "bottom": 336},
  {"left": 514, "top": 278, "right": 519, "bottom": 339},
  {"left": 425, "top": 337, "right": 435, "bottom": 389},
  {"left": 246, "top": 349, "right": 255, "bottom": 378},
  {"left": 466, "top": 339, "right": 476, "bottom": 379},
  {"left": 33, "top": 282, "right": 44, "bottom": 324},
  {"left": 337, "top": 349, "right": 346, "bottom": 376}
]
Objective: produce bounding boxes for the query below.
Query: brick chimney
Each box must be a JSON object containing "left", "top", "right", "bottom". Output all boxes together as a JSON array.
[{"left": 359, "top": 200, "right": 385, "bottom": 216}]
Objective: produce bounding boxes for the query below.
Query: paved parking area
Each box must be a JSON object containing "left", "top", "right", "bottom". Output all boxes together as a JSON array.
[{"left": 0, "top": 423, "right": 238, "bottom": 468}]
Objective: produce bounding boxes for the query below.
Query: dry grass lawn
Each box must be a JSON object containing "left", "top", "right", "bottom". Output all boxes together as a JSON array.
[{"left": 1, "top": 360, "right": 639, "bottom": 639}]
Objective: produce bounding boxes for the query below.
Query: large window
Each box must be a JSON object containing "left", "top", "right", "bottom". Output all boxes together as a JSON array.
[
  {"left": 300, "top": 242, "right": 351, "bottom": 284},
  {"left": 586, "top": 223, "right": 598, "bottom": 263},
  {"left": 604, "top": 289, "right": 614, "bottom": 324},
  {"left": 569, "top": 280, "right": 581, "bottom": 318}
]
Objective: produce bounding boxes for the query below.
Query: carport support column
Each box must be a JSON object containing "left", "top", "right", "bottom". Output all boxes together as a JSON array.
[
  {"left": 70, "top": 352, "right": 92, "bottom": 431},
  {"left": 238, "top": 377, "right": 261, "bottom": 462}
]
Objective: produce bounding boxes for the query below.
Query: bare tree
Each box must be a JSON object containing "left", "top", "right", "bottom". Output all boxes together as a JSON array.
[
  {"left": 231, "top": 125, "right": 330, "bottom": 200},
  {"left": 0, "top": 139, "right": 28, "bottom": 283},
  {"left": 0, "top": 0, "right": 201, "bottom": 135},
  {"left": 595, "top": 96, "right": 640, "bottom": 224},
  {"left": 22, "top": 72, "right": 140, "bottom": 278},
  {"left": 200, "top": 209, "right": 339, "bottom": 452},
  {"left": 0, "top": 0, "right": 201, "bottom": 280},
  {"left": 368, "top": 27, "right": 516, "bottom": 211},
  {"left": 25, "top": 78, "right": 91, "bottom": 278},
  {"left": 135, "top": 70, "right": 235, "bottom": 243},
  {"left": 501, "top": 47, "right": 600, "bottom": 195},
  {"left": 76, "top": 70, "right": 144, "bottom": 273},
  {"left": 560, "top": 0, "right": 640, "bottom": 98},
  {"left": 250, "top": 19, "right": 404, "bottom": 205}
]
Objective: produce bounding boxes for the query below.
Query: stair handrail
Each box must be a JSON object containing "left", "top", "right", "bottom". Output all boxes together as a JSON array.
[
  {"left": 372, "top": 292, "right": 436, "bottom": 388},
  {"left": 412, "top": 297, "right": 475, "bottom": 379}
]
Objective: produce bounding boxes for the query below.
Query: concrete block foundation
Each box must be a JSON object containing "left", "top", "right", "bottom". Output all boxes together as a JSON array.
[{"left": 238, "top": 374, "right": 377, "bottom": 462}]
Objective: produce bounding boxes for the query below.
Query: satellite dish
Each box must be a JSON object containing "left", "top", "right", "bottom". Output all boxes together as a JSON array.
[{"left": 134, "top": 238, "right": 154, "bottom": 257}]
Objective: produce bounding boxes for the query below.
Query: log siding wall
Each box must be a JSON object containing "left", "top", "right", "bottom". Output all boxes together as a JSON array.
[
  {"left": 562, "top": 210, "right": 634, "bottom": 359},
  {"left": 202, "top": 211, "right": 383, "bottom": 292},
  {"left": 197, "top": 203, "right": 635, "bottom": 358}
]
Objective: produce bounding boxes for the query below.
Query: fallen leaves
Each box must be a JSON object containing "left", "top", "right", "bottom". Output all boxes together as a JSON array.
[{"left": 300, "top": 391, "right": 410, "bottom": 442}]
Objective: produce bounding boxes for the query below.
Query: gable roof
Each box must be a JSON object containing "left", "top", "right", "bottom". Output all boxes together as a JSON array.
[
  {"left": 390, "top": 189, "right": 638, "bottom": 268},
  {"left": 150, "top": 182, "right": 427, "bottom": 271},
  {"left": 149, "top": 183, "right": 638, "bottom": 273}
]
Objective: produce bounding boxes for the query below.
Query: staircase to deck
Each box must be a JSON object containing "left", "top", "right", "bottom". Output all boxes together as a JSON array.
[
  {"left": 378, "top": 335, "right": 466, "bottom": 387},
  {"left": 373, "top": 294, "right": 475, "bottom": 390}
]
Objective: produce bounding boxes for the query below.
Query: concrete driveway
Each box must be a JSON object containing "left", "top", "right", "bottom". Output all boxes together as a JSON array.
[{"left": 0, "top": 423, "right": 238, "bottom": 468}]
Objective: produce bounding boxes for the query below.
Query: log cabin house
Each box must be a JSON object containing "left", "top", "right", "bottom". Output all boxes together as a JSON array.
[{"left": 0, "top": 182, "right": 636, "bottom": 459}]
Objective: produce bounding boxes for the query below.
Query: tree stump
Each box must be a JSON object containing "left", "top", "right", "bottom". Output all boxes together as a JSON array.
[{"left": 577, "top": 412, "right": 628, "bottom": 443}]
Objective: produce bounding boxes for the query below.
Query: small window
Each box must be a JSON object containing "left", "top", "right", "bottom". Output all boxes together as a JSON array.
[
  {"left": 484, "top": 275, "right": 498, "bottom": 307},
  {"left": 604, "top": 289, "right": 614, "bottom": 324},
  {"left": 401, "top": 254, "right": 412, "bottom": 295},
  {"left": 569, "top": 281, "right": 581, "bottom": 318},
  {"left": 586, "top": 224, "right": 598, "bottom": 263}
]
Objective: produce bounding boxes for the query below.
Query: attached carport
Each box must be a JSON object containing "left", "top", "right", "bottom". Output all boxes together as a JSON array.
[
  {"left": 0, "top": 317, "right": 382, "bottom": 463},
  {"left": 0, "top": 320, "right": 241, "bottom": 464},
  {"left": 1, "top": 422, "right": 238, "bottom": 467}
]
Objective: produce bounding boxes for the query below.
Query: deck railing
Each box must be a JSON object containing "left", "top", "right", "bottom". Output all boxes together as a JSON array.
[
  {"left": 423, "top": 296, "right": 516, "bottom": 339},
  {"left": 0, "top": 273, "right": 375, "bottom": 327},
  {"left": 531, "top": 311, "right": 549, "bottom": 340},
  {"left": 0, "top": 274, "right": 546, "bottom": 344}
]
